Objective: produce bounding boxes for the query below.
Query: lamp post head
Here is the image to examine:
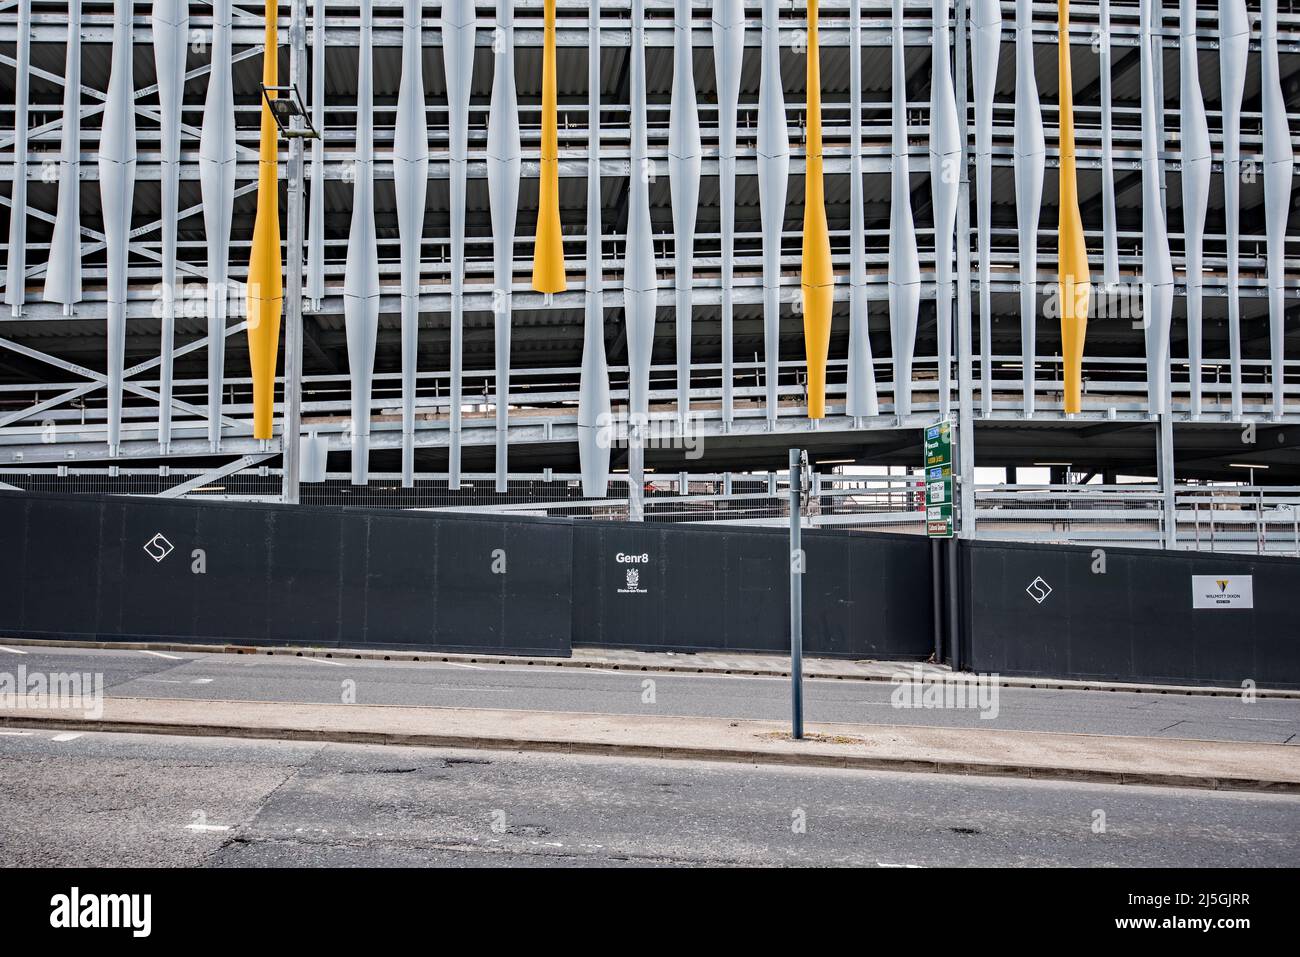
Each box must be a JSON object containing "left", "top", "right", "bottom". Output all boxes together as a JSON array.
[{"left": 261, "top": 84, "right": 318, "bottom": 139}]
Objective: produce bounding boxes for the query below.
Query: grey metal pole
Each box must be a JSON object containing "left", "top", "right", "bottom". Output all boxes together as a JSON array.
[
  {"left": 281, "top": 0, "right": 307, "bottom": 505},
  {"left": 1157, "top": 412, "right": 1175, "bottom": 549},
  {"left": 789, "top": 447, "right": 803, "bottom": 740},
  {"left": 954, "top": 0, "right": 976, "bottom": 539},
  {"left": 1292, "top": 504, "right": 1297, "bottom": 558},
  {"left": 1257, "top": 485, "right": 1264, "bottom": 555},
  {"left": 946, "top": 538, "right": 960, "bottom": 670},
  {"left": 628, "top": 422, "right": 645, "bottom": 522},
  {"left": 931, "top": 538, "right": 943, "bottom": 663}
]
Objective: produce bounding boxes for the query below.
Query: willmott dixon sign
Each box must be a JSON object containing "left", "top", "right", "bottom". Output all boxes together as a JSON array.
[{"left": 1191, "top": 575, "right": 1254, "bottom": 609}]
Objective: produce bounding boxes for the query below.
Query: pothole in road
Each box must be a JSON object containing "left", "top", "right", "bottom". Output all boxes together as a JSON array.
[
  {"left": 342, "top": 766, "right": 422, "bottom": 775},
  {"left": 509, "top": 824, "right": 551, "bottom": 837},
  {"left": 443, "top": 757, "right": 492, "bottom": 767}
]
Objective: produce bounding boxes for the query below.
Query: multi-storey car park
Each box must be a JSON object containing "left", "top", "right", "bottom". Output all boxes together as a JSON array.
[{"left": 0, "top": 0, "right": 1297, "bottom": 550}]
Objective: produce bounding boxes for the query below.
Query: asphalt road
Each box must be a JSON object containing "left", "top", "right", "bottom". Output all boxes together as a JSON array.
[
  {"left": 1, "top": 728, "right": 1296, "bottom": 867},
  {"left": 2, "top": 644, "right": 1298, "bottom": 743}
]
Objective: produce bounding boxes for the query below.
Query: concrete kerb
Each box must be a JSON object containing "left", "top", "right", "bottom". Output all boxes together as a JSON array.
[{"left": 2, "top": 698, "right": 1297, "bottom": 795}]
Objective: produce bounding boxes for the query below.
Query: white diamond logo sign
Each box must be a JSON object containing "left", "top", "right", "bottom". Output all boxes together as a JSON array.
[
  {"left": 143, "top": 532, "right": 174, "bottom": 563},
  {"left": 1025, "top": 576, "right": 1052, "bottom": 604}
]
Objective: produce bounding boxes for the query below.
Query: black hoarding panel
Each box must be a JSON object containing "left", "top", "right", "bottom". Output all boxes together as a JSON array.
[
  {"left": 724, "top": 535, "right": 788, "bottom": 652},
  {"left": 1065, "top": 549, "right": 1136, "bottom": 680},
  {"left": 109, "top": 497, "right": 203, "bottom": 642},
  {"left": 336, "top": 509, "right": 372, "bottom": 646},
  {"left": 1253, "top": 561, "right": 1295, "bottom": 683},
  {"left": 1121, "top": 550, "right": 1198, "bottom": 685},
  {"left": 12, "top": 496, "right": 103, "bottom": 639},
  {"left": 803, "top": 534, "right": 854, "bottom": 657},
  {"left": 581, "top": 524, "right": 667, "bottom": 649},
  {"left": 0, "top": 491, "right": 572, "bottom": 657},
  {"left": 435, "top": 518, "right": 509, "bottom": 651},
  {"left": 963, "top": 540, "right": 1300, "bottom": 688},
  {"left": 190, "top": 502, "right": 273, "bottom": 643},
  {"left": 969, "top": 545, "right": 1074, "bottom": 677},
  {"left": 0, "top": 495, "right": 27, "bottom": 627},
  {"left": 571, "top": 520, "right": 934, "bottom": 659},
  {"left": 364, "top": 512, "right": 441, "bottom": 648},
  {"left": 661, "top": 527, "right": 728, "bottom": 650},
  {"left": 266, "top": 507, "right": 346, "bottom": 646},
  {"left": 502, "top": 520, "right": 574, "bottom": 654},
  {"left": 861, "top": 533, "right": 935, "bottom": 659},
  {"left": 570, "top": 522, "right": 604, "bottom": 644}
]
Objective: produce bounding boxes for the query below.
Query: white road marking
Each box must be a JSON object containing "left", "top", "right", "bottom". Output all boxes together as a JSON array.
[
  {"left": 185, "top": 823, "right": 231, "bottom": 832},
  {"left": 51, "top": 733, "right": 82, "bottom": 742},
  {"left": 294, "top": 656, "right": 345, "bottom": 667},
  {"left": 1228, "top": 716, "right": 1293, "bottom": 723},
  {"left": 138, "top": 650, "right": 183, "bottom": 660},
  {"left": 0, "top": 731, "right": 33, "bottom": 736},
  {"left": 190, "top": 678, "right": 214, "bottom": 684},
  {"left": 449, "top": 662, "right": 484, "bottom": 670},
  {"left": 0, "top": 646, "right": 29, "bottom": 655}
]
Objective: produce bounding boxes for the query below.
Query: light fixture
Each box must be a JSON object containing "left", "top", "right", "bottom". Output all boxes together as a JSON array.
[
  {"left": 261, "top": 84, "right": 318, "bottom": 139},
  {"left": 1228, "top": 463, "right": 1268, "bottom": 469}
]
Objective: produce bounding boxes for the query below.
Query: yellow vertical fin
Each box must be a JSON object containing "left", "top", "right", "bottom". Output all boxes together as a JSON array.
[
  {"left": 246, "top": 1, "right": 283, "bottom": 439},
  {"left": 1058, "top": 0, "right": 1090, "bottom": 413},
  {"left": 801, "top": 0, "right": 833, "bottom": 419},
  {"left": 532, "top": 0, "right": 567, "bottom": 292}
]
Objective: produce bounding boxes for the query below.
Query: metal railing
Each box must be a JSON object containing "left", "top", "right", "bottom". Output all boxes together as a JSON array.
[{"left": 4, "top": 466, "right": 1300, "bottom": 555}]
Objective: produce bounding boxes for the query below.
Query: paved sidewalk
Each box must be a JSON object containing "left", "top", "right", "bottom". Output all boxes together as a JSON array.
[
  {"left": 2, "top": 696, "right": 1297, "bottom": 794},
  {"left": 3, "top": 636, "right": 1293, "bottom": 697},
  {"left": 569, "top": 649, "right": 1294, "bottom": 698}
]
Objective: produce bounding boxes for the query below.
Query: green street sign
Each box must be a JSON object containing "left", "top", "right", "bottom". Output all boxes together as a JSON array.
[{"left": 923, "top": 421, "right": 954, "bottom": 538}]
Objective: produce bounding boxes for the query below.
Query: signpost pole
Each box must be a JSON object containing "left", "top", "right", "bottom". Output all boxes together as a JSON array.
[
  {"left": 789, "top": 447, "right": 804, "bottom": 740},
  {"left": 946, "top": 534, "right": 961, "bottom": 670},
  {"left": 931, "top": 538, "right": 943, "bottom": 662}
]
